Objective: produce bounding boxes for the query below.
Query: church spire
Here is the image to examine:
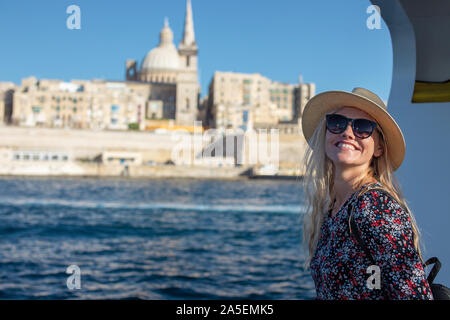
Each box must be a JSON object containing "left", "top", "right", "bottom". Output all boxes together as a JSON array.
[{"left": 180, "top": 0, "right": 196, "bottom": 49}]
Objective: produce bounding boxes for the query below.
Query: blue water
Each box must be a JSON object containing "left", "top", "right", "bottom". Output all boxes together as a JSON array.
[{"left": 0, "top": 177, "right": 315, "bottom": 299}]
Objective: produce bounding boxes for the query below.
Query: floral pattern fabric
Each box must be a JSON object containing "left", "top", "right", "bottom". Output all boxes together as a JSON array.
[{"left": 309, "top": 182, "right": 433, "bottom": 300}]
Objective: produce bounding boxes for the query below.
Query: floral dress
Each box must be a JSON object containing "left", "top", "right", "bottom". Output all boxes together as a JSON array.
[{"left": 309, "top": 182, "right": 433, "bottom": 300}]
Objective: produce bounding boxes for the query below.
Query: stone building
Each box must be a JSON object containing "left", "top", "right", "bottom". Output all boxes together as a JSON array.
[
  {"left": 206, "top": 72, "right": 315, "bottom": 132},
  {"left": 126, "top": 0, "right": 200, "bottom": 127},
  {"left": 10, "top": 0, "right": 200, "bottom": 130},
  {"left": 12, "top": 77, "right": 151, "bottom": 130},
  {"left": 0, "top": 82, "right": 16, "bottom": 124},
  {"left": 295, "top": 76, "right": 316, "bottom": 119}
]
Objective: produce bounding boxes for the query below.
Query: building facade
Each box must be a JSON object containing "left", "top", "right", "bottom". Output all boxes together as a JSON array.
[
  {"left": 206, "top": 72, "right": 315, "bottom": 132},
  {"left": 295, "top": 77, "right": 316, "bottom": 119},
  {"left": 6, "top": 0, "right": 314, "bottom": 134},
  {"left": 0, "top": 82, "right": 16, "bottom": 124},
  {"left": 126, "top": 0, "right": 200, "bottom": 127},
  {"left": 10, "top": 0, "right": 200, "bottom": 130},
  {"left": 12, "top": 77, "right": 151, "bottom": 130}
]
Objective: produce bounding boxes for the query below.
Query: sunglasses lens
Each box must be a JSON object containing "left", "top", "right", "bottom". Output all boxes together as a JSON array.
[
  {"left": 326, "top": 114, "right": 376, "bottom": 138},
  {"left": 353, "top": 119, "right": 376, "bottom": 138},
  {"left": 326, "top": 114, "right": 348, "bottom": 134}
]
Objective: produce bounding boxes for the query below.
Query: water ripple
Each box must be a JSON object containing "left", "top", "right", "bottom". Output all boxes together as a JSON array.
[{"left": 0, "top": 177, "right": 315, "bottom": 299}]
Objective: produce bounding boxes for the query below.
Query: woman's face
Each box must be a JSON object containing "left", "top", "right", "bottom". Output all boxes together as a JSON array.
[{"left": 325, "top": 107, "right": 383, "bottom": 171}]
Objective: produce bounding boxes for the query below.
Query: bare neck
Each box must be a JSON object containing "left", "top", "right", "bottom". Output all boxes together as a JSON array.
[{"left": 330, "top": 171, "right": 377, "bottom": 217}]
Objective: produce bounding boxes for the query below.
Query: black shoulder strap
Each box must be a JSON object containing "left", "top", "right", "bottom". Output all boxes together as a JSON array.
[{"left": 424, "top": 257, "right": 441, "bottom": 285}]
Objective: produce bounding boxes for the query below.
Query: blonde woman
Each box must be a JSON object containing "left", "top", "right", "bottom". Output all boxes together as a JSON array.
[{"left": 301, "top": 88, "right": 433, "bottom": 300}]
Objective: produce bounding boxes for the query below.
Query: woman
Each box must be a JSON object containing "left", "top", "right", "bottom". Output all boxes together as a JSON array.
[{"left": 300, "top": 88, "right": 433, "bottom": 300}]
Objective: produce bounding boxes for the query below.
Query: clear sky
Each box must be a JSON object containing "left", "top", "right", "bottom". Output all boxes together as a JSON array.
[{"left": 0, "top": 0, "right": 392, "bottom": 100}]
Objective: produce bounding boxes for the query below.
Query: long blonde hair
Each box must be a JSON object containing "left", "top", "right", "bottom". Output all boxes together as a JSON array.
[{"left": 301, "top": 109, "right": 423, "bottom": 267}]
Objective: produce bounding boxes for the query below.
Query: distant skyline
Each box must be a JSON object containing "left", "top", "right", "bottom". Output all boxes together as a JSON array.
[{"left": 0, "top": 0, "right": 392, "bottom": 100}]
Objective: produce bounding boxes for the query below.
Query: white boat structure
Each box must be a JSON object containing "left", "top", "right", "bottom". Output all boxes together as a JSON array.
[{"left": 372, "top": 0, "right": 450, "bottom": 285}]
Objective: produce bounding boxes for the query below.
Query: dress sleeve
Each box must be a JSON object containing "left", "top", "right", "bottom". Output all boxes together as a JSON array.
[{"left": 352, "top": 189, "right": 434, "bottom": 300}]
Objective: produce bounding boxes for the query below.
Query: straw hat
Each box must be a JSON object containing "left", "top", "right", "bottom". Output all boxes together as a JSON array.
[{"left": 301, "top": 87, "right": 406, "bottom": 171}]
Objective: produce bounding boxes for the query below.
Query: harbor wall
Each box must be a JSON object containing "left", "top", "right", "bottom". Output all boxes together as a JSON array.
[{"left": 0, "top": 126, "right": 307, "bottom": 178}]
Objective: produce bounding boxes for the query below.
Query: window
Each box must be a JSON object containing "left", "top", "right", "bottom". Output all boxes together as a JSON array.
[
  {"left": 32, "top": 106, "right": 42, "bottom": 113},
  {"left": 243, "top": 110, "right": 248, "bottom": 123},
  {"left": 186, "top": 55, "right": 190, "bottom": 67}
]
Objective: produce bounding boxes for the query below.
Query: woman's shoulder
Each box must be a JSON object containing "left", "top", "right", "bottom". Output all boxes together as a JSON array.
[
  {"left": 358, "top": 183, "right": 392, "bottom": 203},
  {"left": 353, "top": 183, "right": 409, "bottom": 221}
]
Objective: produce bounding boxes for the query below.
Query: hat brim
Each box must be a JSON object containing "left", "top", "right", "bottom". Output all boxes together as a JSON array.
[{"left": 301, "top": 91, "right": 406, "bottom": 171}]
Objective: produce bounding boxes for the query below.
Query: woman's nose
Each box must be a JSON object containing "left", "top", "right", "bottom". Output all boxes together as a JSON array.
[{"left": 341, "top": 121, "right": 355, "bottom": 138}]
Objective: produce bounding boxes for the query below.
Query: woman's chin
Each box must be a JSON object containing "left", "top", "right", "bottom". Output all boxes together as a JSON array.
[{"left": 331, "top": 156, "right": 359, "bottom": 166}]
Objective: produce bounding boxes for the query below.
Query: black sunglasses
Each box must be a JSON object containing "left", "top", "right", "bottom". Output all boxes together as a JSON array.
[{"left": 326, "top": 114, "right": 377, "bottom": 139}]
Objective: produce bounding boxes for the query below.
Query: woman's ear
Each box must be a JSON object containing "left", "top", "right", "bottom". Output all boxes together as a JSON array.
[
  {"left": 373, "top": 131, "right": 384, "bottom": 158},
  {"left": 374, "top": 143, "right": 383, "bottom": 158}
]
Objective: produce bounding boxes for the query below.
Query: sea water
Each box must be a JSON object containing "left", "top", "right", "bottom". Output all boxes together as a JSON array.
[{"left": 0, "top": 177, "right": 315, "bottom": 299}]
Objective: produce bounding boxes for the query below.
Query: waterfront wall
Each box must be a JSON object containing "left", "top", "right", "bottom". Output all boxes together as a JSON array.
[
  {"left": 0, "top": 161, "right": 249, "bottom": 179},
  {"left": 0, "top": 126, "right": 307, "bottom": 178}
]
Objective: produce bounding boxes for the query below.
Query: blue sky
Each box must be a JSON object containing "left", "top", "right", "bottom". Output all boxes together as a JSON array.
[{"left": 0, "top": 0, "right": 392, "bottom": 100}]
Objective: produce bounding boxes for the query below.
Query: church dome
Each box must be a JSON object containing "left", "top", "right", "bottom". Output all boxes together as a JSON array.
[{"left": 141, "top": 19, "right": 180, "bottom": 71}]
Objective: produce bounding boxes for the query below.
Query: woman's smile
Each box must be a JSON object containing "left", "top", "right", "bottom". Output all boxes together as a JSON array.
[{"left": 335, "top": 142, "right": 358, "bottom": 151}]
